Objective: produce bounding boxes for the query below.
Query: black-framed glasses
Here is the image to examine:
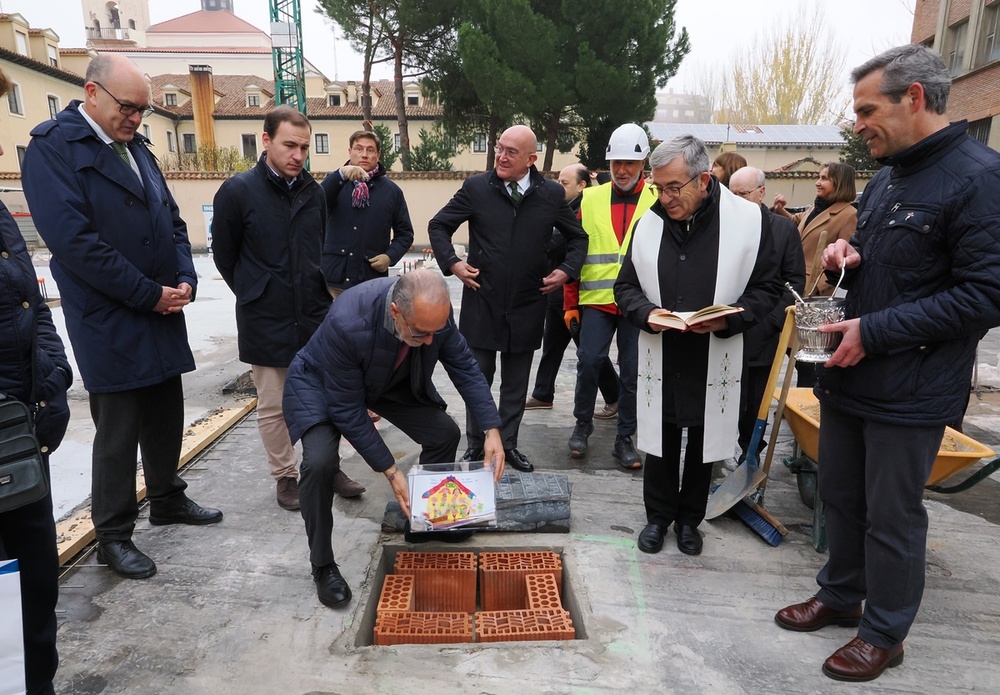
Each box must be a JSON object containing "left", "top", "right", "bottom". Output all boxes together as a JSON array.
[
  {"left": 94, "top": 81, "right": 154, "bottom": 118},
  {"left": 403, "top": 315, "right": 452, "bottom": 339},
  {"left": 732, "top": 184, "right": 764, "bottom": 198},
  {"left": 649, "top": 175, "right": 699, "bottom": 198}
]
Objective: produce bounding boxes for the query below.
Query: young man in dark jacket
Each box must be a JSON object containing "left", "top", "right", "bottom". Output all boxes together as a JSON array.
[
  {"left": 213, "top": 106, "right": 363, "bottom": 511},
  {"left": 321, "top": 129, "right": 414, "bottom": 297},
  {"left": 775, "top": 45, "right": 1000, "bottom": 682}
]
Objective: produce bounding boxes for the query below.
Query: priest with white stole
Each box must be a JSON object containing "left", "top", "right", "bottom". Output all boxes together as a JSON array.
[{"left": 614, "top": 135, "right": 780, "bottom": 556}]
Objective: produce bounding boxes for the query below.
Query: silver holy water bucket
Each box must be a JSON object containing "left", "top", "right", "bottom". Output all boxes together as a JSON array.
[{"left": 794, "top": 298, "right": 846, "bottom": 363}]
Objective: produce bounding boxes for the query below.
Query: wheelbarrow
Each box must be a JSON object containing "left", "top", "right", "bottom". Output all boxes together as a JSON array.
[{"left": 778, "top": 387, "right": 999, "bottom": 551}]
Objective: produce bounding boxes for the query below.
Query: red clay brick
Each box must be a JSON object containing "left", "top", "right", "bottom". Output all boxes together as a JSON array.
[
  {"left": 479, "top": 551, "right": 563, "bottom": 611},
  {"left": 394, "top": 551, "right": 477, "bottom": 613},
  {"left": 376, "top": 574, "right": 415, "bottom": 615},
  {"left": 374, "top": 611, "right": 473, "bottom": 646},
  {"left": 475, "top": 609, "right": 575, "bottom": 642},
  {"left": 525, "top": 573, "right": 562, "bottom": 610}
]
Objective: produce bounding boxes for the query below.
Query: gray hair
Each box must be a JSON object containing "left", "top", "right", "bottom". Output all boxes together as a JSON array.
[
  {"left": 391, "top": 269, "right": 450, "bottom": 314},
  {"left": 649, "top": 135, "right": 711, "bottom": 178},
  {"left": 730, "top": 166, "right": 765, "bottom": 189},
  {"left": 850, "top": 44, "right": 950, "bottom": 115}
]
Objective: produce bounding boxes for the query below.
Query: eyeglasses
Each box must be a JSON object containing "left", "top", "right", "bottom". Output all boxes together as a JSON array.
[
  {"left": 403, "top": 315, "right": 451, "bottom": 340},
  {"left": 649, "top": 175, "right": 699, "bottom": 199},
  {"left": 494, "top": 145, "right": 521, "bottom": 159},
  {"left": 351, "top": 145, "right": 378, "bottom": 155},
  {"left": 94, "top": 81, "right": 154, "bottom": 118},
  {"left": 732, "top": 184, "right": 764, "bottom": 198}
]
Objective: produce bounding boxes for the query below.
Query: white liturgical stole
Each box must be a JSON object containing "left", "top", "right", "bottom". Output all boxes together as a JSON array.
[{"left": 632, "top": 187, "right": 761, "bottom": 461}]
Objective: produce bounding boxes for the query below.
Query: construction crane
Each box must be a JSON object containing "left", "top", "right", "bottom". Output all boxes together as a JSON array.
[{"left": 269, "top": 0, "right": 306, "bottom": 113}]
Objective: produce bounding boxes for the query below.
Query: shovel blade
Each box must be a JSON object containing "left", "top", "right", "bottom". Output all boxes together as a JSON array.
[{"left": 704, "top": 462, "right": 768, "bottom": 520}]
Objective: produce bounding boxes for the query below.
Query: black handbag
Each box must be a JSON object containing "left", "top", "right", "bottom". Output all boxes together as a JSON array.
[{"left": 0, "top": 393, "right": 48, "bottom": 513}]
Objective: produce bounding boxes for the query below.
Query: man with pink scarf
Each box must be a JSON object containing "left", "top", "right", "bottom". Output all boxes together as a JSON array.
[{"left": 321, "top": 129, "right": 414, "bottom": 298}]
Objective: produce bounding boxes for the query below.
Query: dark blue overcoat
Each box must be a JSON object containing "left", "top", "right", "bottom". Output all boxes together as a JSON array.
[
  {"left": 283, "top": 277, "right": 501, "bottom": 473},
  {"left": 21, "top": 102, "right": 196, "bottom": 393}
]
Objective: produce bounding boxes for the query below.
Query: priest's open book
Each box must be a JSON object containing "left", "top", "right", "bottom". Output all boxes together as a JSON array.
[{"left": 648, "top": 304, "right": 743, "bottom": 330}]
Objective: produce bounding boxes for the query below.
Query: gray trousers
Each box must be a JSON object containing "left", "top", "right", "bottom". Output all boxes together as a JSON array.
[{"left": 816, "top": 402, "right": 943, "bottom": 648}]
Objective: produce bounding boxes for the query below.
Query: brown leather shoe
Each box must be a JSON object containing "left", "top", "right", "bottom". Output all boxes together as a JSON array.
[
  {"left": 774, "top": 597, "right": 862, "bottom": 632},
  {"left": 822, "top": 636, "right": 904, "bottom": 682},
  {"left": 593, "top": 401, "right": 618, "bottom": 420},
  {"left": 333, "top": 470, "right": 366, "bottom": 498},
  {"left": 276, "top": 476, "right": 300, "bottom": 511}
]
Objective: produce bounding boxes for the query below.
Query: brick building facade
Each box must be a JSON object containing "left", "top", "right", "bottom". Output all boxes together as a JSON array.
[{"left": 912, "top": 0, "right": 1000, "bottom": 150}]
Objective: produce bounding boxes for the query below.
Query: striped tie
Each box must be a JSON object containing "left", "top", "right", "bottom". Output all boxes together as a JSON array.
[{"left": 111, "top": 141, "right": 130, "bottom": 165}]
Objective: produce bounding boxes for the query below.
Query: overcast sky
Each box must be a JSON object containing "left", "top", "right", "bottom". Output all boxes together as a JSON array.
[{"left": 18, "top": 0, "right": 917, "bottom": 98}]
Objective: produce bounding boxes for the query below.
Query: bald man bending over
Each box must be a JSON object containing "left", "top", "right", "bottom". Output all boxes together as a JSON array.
[{"left": 283, "top": 269, "right": 505, "bottom": 608}]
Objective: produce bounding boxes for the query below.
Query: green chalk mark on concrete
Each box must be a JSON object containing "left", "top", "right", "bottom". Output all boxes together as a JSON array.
[{"left": 573, "top": 533, "right": 652, "bottom": 664}]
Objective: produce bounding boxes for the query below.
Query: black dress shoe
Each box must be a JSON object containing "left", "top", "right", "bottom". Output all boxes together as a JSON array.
[
  {"left": 149, "top": 497, "right": 224, "bottom": 526},
  {"left": 313, "top": 562, "right": 352, "bottom": 608},
  {"left": 97, "top": 540, "right": 157, "bottom": 579},
  {"left": 461, "top": 448, "right": 484, "bottom": 462},
  {"left": 637, "top": 523, "right": 666, "bottom": 554},
  {"left": 505, "top": 448, "right": 534, "bottom": 473},
  {"left": 675, "top": 523, "right": 703, "bottom": 555}
]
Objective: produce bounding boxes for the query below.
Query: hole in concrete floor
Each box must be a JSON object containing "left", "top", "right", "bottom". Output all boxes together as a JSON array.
[{"left": 355, "top": 545, "right": 587, "bottom": 647}]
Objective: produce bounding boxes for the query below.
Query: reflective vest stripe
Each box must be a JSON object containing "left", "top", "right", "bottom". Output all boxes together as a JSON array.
[
  {"left": 579, "top": 278, "right": 617, "bottom": 291},
  {"left": 584, "top": 253, "right": 620, "bottom": 264}
]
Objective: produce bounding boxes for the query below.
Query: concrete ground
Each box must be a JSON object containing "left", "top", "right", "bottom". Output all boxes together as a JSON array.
[{"left": 50, "top": 272, "right": 1000, "bottom": 694}]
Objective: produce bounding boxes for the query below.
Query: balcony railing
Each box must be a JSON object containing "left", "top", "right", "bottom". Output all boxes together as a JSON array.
[{"left": 85, "top": 27, "right": 130, "bottom": 41}]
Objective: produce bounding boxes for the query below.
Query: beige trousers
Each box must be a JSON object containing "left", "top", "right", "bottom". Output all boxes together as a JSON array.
[{"left": 251, "top": 365, "right": 297, "bottom": 480}]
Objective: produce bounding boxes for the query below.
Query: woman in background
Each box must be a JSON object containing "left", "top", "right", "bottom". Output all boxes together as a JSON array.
[
  {"left": 0, "top": 67, "right": 72, "bottom": 695},
  {"left": 711, "top": 151, "right": 747, "bottom": 188}
]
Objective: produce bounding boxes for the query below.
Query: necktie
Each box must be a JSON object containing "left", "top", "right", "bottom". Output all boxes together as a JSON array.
[
  {"left": 393, "top": 342, "right": 410, "bottom": 371},
  {"left": 111, "top": 141, "right": 130, "bottom": 165},
  {"left": 509, "top": 181, "right": 522, "bottom": 204}
]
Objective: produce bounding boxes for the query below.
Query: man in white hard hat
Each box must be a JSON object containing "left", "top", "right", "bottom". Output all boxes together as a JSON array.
[{"left": 565, "top": 124, "right": 656, "bottom": 470}]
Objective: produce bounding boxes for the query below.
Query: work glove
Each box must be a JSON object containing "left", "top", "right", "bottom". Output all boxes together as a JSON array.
[
  {"left": 368, "top": 254, "right": 391, "bottom": 273},
  {"left": 564, "top": 308, "right": 580, "bottom": 341}
]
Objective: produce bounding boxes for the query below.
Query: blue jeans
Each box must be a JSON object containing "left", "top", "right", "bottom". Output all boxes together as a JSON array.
[{"left": 572, "top": 307, "right": 638, "bottom": 437}]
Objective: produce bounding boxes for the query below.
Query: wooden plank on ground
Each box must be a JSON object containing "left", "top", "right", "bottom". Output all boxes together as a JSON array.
[{"left": 56, "top": 400, "right": 256, "bottom": 566}]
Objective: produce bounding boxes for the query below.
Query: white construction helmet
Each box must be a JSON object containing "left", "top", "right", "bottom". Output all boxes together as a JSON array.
[{"left": 606, "top": 123, "right": 650, "bottom": 161}]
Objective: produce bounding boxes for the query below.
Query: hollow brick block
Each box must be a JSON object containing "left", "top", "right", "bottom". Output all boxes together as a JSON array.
[
  {"left": 479, "top": 551, "right": 563, "bottom": 611},
  {"left": 394, "top": 551, "right": 477, "bottom": 613},
  {"left": 475, "top": 609, "right": 575, "bottom": 642},
  {"left": 525, "top": 573, "right": 562, "bottom": 610},
  {"left": 374, "top": 611, "right": 473, "bottom": 646},
  {"left": 376, "top": 574, "right": 415, "bottom": 615}
]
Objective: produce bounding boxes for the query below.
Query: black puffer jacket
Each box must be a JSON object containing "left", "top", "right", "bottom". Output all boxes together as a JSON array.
[
  {"left": 0, "top": 203, "right": 72, "bottom": 450},
  {"left": 818, "top": 121, "right": 1000, "bottom": 425},
  {"left": 212, "top": 155, "right": 331, "bottom": 367}
]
